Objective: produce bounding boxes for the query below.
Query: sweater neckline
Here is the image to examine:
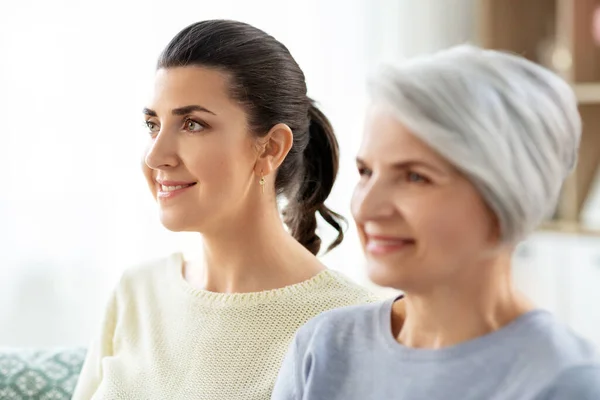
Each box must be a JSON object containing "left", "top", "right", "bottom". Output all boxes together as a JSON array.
[{"left": 167, "top": 252, "right": 337, "bottom": 307}]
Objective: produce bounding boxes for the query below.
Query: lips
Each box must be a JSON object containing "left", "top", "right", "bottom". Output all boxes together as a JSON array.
[
  {"left": 365, "top": 235, "right": 415, "bottom": 255},
  {"left": 155, "top": 180, "right": 197, "bottom": 199},
  {"left": 159, "top": 183, "right": 196, "bottom": 192}
]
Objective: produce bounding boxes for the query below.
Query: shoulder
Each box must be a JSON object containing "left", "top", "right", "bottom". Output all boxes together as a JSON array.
[
  {"left": 309, "top": 269, "right": 383, "bottom": 305},
  {"left": 293, "top": 297, "right": 392, "bottom": 350},
  {"left": 98, "top": 253, "right": 182, "bottom": 339},
  {"left": 514, "top": 311, "right": 600, "bottom": 396},
  {"left": 535, "top": 364, "right": 600, "bottom": 399},
  {"left": 269, "top": 270, "right": 382, "bottom": 336},
  {"left": 272, "top": 299, "right": 390, "bottom": 400},
  {"left": 114, "top": 253, "right": 182, "bottom": 302},
  {"left": 523, "top": 312, "right": 599, "bottom": 366}
]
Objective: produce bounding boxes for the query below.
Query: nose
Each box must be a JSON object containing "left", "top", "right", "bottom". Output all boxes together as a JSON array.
[
  {"left": 352, "top": 177, "right": 396, "bottom": 223},
  {"left": 144, "top": 129, "right": 180, "bottom": 170}
]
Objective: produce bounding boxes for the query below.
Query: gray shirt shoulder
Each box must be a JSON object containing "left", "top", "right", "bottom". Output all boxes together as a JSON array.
[
  {"left": 533, "top": 364, "right": 600, "bottom": 400},
  {"left": 272, "top": 297, "right": 600, "bottom": 400}
]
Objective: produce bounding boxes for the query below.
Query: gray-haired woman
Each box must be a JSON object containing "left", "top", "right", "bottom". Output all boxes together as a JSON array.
[{"left": 271, "top": 46, "right": 600, "bottom": 400}]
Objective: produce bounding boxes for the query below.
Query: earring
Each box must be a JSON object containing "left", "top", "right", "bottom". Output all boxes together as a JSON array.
[{"left": 259, "top": 171, "right": 265, "bottom": 193}]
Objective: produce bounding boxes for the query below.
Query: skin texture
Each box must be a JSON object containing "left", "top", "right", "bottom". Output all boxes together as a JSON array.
[
  {"left": 142, "top": 66, "right": 324, "bottom": 293},
  {"left": 352, "top": 104, "right": 533, "bottom": 349}
]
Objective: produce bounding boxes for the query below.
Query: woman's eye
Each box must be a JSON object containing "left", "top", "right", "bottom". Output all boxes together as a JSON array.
[
  {"left": 145, "top": 121, "right": 159, "bottom": 133},
  {"left": 184, "top": 119, "right": 205, "bottom": 132},
  {"left": 358, "top": 167, "right": 372, "bottom": 177},
  {"left": 407, "top": 171, "right": 429, "bottom": 183}
]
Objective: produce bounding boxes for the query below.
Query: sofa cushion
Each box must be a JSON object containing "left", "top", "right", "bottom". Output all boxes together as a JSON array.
[{"left": 0, "top": 348, "right": 86, "bottom": 399}]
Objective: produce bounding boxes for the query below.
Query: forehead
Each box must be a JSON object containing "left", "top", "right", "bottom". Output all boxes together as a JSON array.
[
  {"left": 149, "top": 66, "right": 235, "bottom": 112},
  {"left": 360, "top": 104, "right": 440, "bottom": 163}
]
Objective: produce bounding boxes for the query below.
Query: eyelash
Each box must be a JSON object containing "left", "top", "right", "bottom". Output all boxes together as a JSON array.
[
  {"left": 407, "top": 171, "right": 430, "bottom": 184},
  {"left": 143, "top": 118, "right": 209, "bottom": 135},
  {"left": 358, "top": 167, "right": 372, "bottom": 177},
  {"left": 144, "top": 120, "right": 159, "bottom": 133},
  {"left": 183, "top": 118, "right": 208, "bottom": 132},
  {"left": 357, "top": 167, "right": 430, "bottom": 184}
]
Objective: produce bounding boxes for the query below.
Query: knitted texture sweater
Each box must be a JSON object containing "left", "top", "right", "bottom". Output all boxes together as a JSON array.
[{"left": 72, "top": 253, "right": 377, "bottom": 399}]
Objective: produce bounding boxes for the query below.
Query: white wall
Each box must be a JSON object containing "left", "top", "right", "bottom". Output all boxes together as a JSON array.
[
  {"left": 364, "top": 0, "right": 475, "bottom": 64},
  {"left": 0, "top": 0, "right": 380, "bottom": 347},
  {"left": 10, "top": 1, "right": 599, "bottom": 350}
]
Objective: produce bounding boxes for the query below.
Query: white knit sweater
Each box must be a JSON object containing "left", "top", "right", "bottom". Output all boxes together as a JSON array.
[{"left": 73, "top": 253, "right": 377, "bottom": 399}]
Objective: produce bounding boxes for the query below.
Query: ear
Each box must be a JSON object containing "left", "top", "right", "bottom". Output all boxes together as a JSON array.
[{"left": 254, "top": 123, "right": 294, "bottom": 177}]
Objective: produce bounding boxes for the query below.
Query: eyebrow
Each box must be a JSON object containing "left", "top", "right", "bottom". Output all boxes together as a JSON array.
[
  {"left": 356, "top": 157, "right": 446, "bottom": 175},
  {"left": 142, "top": 105, "right": 217, "bottom": 117}
]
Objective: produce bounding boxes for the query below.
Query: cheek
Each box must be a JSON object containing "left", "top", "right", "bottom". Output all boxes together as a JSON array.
[
  {"left": 415, "top": 193, "right": 494, "bottom": 258},
  {"left": 354, "top": 222, "right": 368, "bottom": 249},
  {"left": 350, "top": 187, "right": 368, "bottom": 249},
  {"left": 183, "top": 138, "right": 253, "bottom": 189},
  {"left": 187, "top": 150, "right": 230, "bottom": 183},
  {"left": 424, "top": 211, "right": 467, "bottom": 249},
  {"left": 350, "top": 186, "right": 362, "bottom": 220}
]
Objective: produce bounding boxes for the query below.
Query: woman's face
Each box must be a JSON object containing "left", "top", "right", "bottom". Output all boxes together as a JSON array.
[
  {"left": 352, "top": 105, "right": 499, "bottom": 291},
  {"left": 142, "top": 66, "right": 259, "bottom": 233}
]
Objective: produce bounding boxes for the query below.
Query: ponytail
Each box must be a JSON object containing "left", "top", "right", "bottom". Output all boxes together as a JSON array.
[{"left": 282, "top": 100, "right": 346, "bottom": 255}]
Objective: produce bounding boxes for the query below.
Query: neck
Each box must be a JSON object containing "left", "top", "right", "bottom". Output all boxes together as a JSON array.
[
  {"left": 185, "top": 198, "right": 324, "bottom": 293},
  {"left": 392, "top": 251, "right": 534, "bottom": 349}
]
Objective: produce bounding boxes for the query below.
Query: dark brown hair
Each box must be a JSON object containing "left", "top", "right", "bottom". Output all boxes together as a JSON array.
[{"left": 158, "top": 20, "right": 345, "bottom": 254}]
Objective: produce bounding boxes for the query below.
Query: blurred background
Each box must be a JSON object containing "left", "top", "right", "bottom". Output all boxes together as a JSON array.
[{"left": 0, "top": 0, "right": 599, "bottom": 350}]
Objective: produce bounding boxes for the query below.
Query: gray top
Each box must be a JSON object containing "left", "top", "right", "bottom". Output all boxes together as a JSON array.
[{"left": 272, "top": 297, "right": 600, "bottom": 400}]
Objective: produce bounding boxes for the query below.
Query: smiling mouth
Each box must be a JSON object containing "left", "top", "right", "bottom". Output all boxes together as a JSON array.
[
  {"left": 366, "top": 237, "right": 416, "bottom": 255},
  {"left": 156, "top": 182, "right": 197, "bottom": 199},
  {"left": 159, "top": 183, "right": 196, "bottom": 192}
]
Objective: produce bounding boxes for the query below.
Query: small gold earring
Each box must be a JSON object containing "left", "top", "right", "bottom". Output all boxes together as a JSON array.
[{"left": 259, "top": 171, "right": 265, "bottom": 193}]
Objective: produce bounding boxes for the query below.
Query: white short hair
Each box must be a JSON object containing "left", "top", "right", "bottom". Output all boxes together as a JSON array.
[{"left": 369, "top": 45, "right": 581, "bottom": 242}]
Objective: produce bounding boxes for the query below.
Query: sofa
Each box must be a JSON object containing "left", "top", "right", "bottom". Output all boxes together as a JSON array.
[{"left": 0, "top": 348, "right": 85, "bottom": 399}]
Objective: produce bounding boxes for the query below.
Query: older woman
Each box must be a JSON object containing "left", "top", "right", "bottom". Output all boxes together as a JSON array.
[{"left": 271, "top": 45, "right": 600, "bottom": 400}]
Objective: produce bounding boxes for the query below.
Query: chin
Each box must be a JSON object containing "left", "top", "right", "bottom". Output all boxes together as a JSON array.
[
  {"left": 159, "top": 217, "right": 188, "bottom": 232},
  {"left": 365, "top": 259, "right": 407, "bottom": 291},
  {"left": 158, "top": 210, "right": 200, "bottom": 232}
]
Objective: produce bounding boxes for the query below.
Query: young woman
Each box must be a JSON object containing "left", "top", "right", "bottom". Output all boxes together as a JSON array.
[
  {"left": 272, "top": 45, "right": 600, "bottom": 400},
  {"left": 73, "top": 20, "right": 376, "bottom": 400}
]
